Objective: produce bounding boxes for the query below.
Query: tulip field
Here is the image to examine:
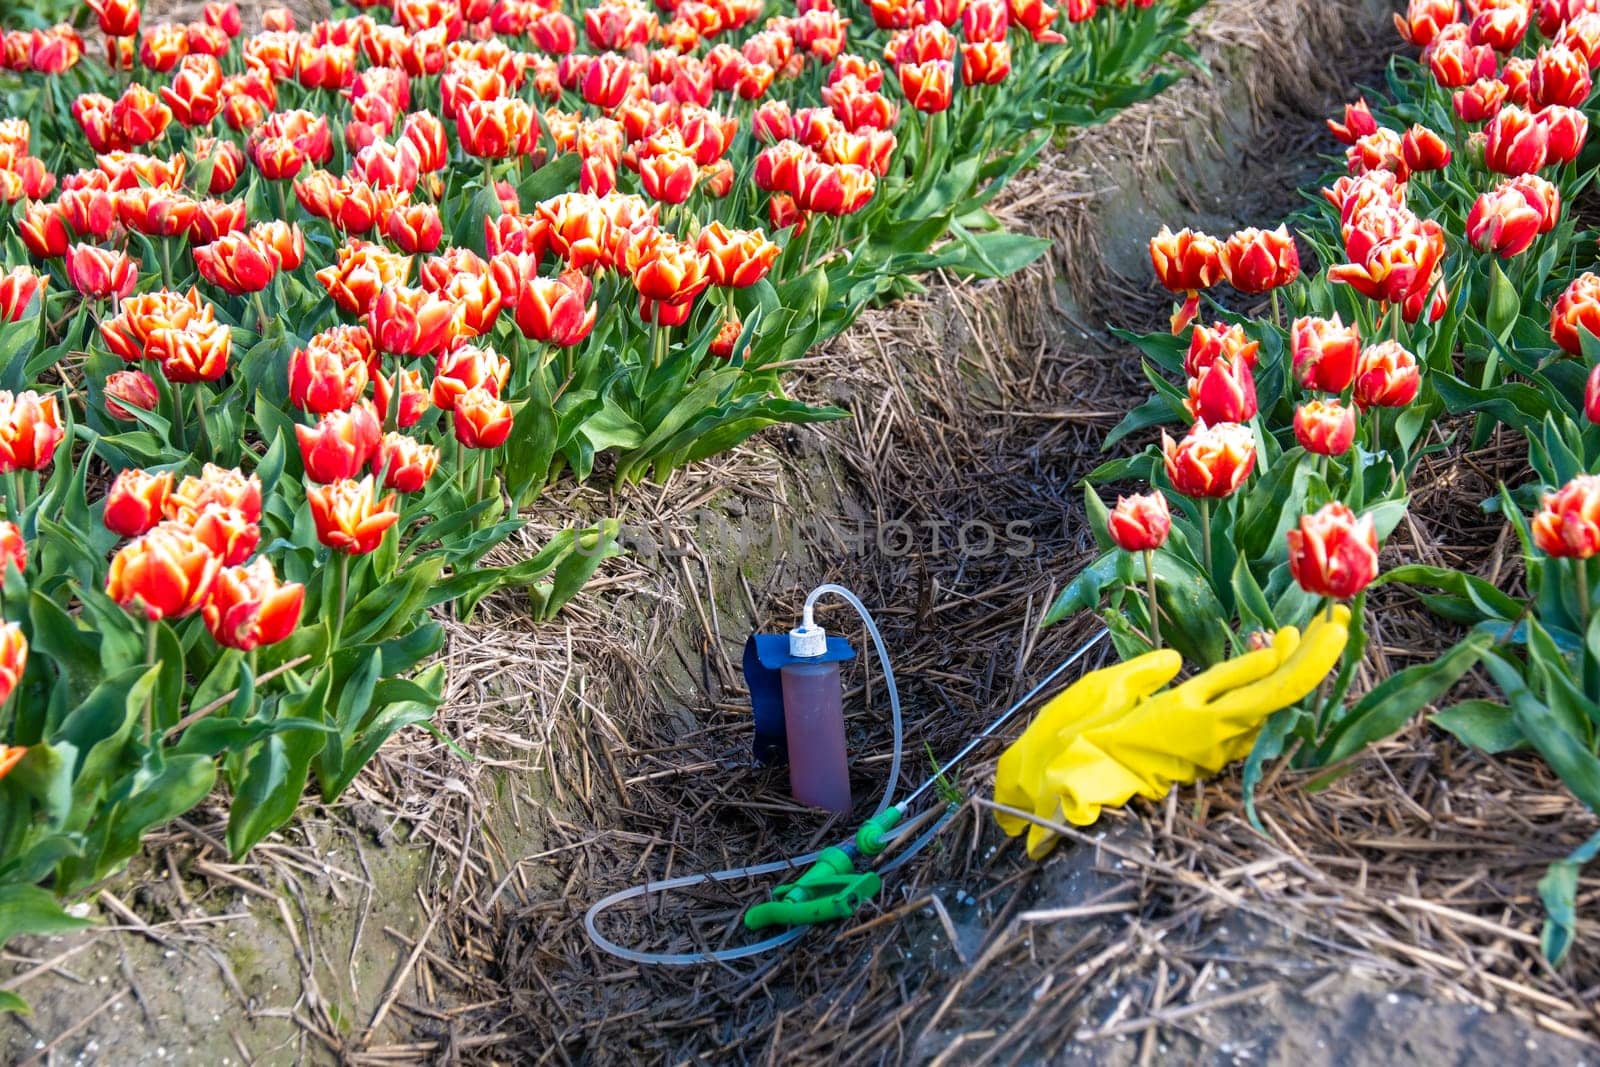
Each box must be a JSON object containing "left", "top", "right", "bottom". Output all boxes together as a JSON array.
[
  {"left": 0, "top": 0, "right": 1217, "bottom": 1009},
  {"left": 12, "top": 0, "right": 1600, "bottom": 1051}
]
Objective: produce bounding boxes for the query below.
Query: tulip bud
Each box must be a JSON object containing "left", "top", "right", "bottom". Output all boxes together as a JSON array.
[
  {"left": 306, "top": 476, "right": 399, "bottom": 555},
  {"left": 106, "top": 523, "right": 222, "bottom": 621},
  {"left": 103, "top": 468, "right": 173, "bottom": 538},
  {"left": 1107, "top": 491, "right": 1170, "bottom": 552},
  {"left": 1291, "top": 315, "right": 1361, "bottom": 393},
  {"left": 1532, "top": 475, "right": 1600, "bottom": 559},
  {"left": 1161, "top": 421, "right": 1256, "bottom": 500},
  {"left": 710, "top": 316, "right": 742, "bottom": 360},
  {"left": 66, "top": 243, "right": 137, "bottom": 300},
  {"left": 296, "top": 403, "right": 382, "bottom": 483},
  {"left": 1293, "top": 399, "right": 1356, "bottom": 457},
  {"left": 1287, "top": 502, "right": 1379, "bottom": 599},
  {"left": 202, "top": 557, "right": 302, "bottom": 651},
  {"left": 1220, "top": 226, "right": 1300, "bottom": 293},
  {"left": 1185, "top": 321, "right": 1259, "bottom": 378},
  {"left": 1353, "top": 341, "right": 1421, "bottom": 410},
  {"left": 1327, "top": 98, "right": 1378, "bottom": 145}
]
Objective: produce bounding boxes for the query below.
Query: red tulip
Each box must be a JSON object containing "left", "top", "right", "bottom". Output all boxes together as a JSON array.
[
  {"left": 1353, "top": 342, "right": 1420, "bottom": 410},
  {"left": 1551, "top": 271, "right": 1600, "bottom": 355},
  {"left": 288, "top": 340, "right": 369, "bottom": 415},
  {"left": 1291, "top": 315, "right": 1361, "bottom": 393},
  {"left": 87, "top": 0, "right": 140, "bottom": 37},
  {"left": 202, "top": 557, "right": 302, "bottom": 651},
  {"left": 106, "top": 522, "right": 221, "bottom": 621},
  {"left": 369, "top": 286, "right": 453, "bottom": 358},
  {"left": 452, "top": 386, "right": 513, "bottom": 449},
  {"left": 1467, "top": 183, "right": 1544, "bottom": 257},
  {"left": 104, "top": 468, "right": 173, "bottom": 538},
  {"left": 19, "top": 202, "right": 69, "bottom": 258},
  {"left": 432, "top": 345, "right": 509, "bottom": 411},
  {"left": 1186, "top": 355, "right": 1257, "bottom": 425},
  {"left": 316, "top": 240, "right": 412, "bottom": 315},
  {"left": 1293, "top": 399, "right": 1356, "bottom": 457},
  {"left": 1540, "top": 105, "right": 1589, "bottom": 164},
  {"left": 511, "top": 273, "right": 596, "bottom": 347},
  {"left": 1107, "top": 490, "right": 1170, "bottom": 552},
  {"left": 898, "top": 59, "right": 952, "bottom": 113},
  {"left": 1287, "top": 502, "right": 1379, "bottom": 599},
  {"left": 1185, "top": 321, "right": 1259, "bottom": 378},
  {"left": 1149, "top": 227, "right": 1224, "bottom": 293},
  {"left": 1484, "top": 106, "right": 1548, "bottom": 175},
  {"left": 296, "top": 403, "right": 382, "bottom": 483},
  {"left": 385, "top": 202, "right": 443, "bottom": 254},
  {"left": 1161, "top": 422, "right": 1256, "bottom": 500},
  {"left": 374, "top": 367, "right": 431, "bottom": 429},
  {"left": 104, "top": 369, "right": 159, "bottom": 420},
  {"left": 372, "top": 433, "right": 439, "bottom": 493},
  {"left": 1396, "top": 0, "right": 1458, "bottom": 47},
  {"left": 306, "top": 476, "right": 399, "bottom": 555},
  {"left": 1585, "top": 362, "right": 1600, "bottom": 425},
  {"left": 1427, "top": 31, "right": 1497, "bottom": 88},
  {"left": 194, "top": 232, "right": 277, "bottom": 295},
  {"left": 66, "top": 244, "right": 137, "bottom": 300},
  {"left": 0, "top": 266, "right": 43, "bottom": 322},
  {"left": 1401, "top": 125, "right": 1452, "bottom": 172},
  {"left": 0, "top": 623, "right": 26, "bottom": 709},
  {"left": 0, "top": 519, "right": 26, "bottom": 576},
  {"left": 0, "top": 390, "right": 63, "bottom": 473},
  {"left": 186, "top": 503, "right": 259, "bottom": 566},
  {"left": 1327, "top": 99, "right": 1378, "bottom": 145},
  {"left": 1533, "top": 45, "right": 1592, "bottom": 108},
  {"left": 151, "top": 319, "right": 232, "bottom": 383}
]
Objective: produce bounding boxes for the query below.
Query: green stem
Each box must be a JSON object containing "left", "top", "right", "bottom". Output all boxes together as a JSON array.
[
  {"left": 144, "top": 618, "right": 158, "bottom": 743},
  {"left": 7, "top": 471, "right": 21, "bottom": 520},
  {"left": 1270, "top": 288, "right": 1281, "bottom": 331},
  {"left": 474, "top": 449, "right": 487, "bottom": 502},
  {"left": 252, "top": 289, "right": 269, "bottom": 335},
  {"left": 1579, "top": 561, "right": 1591, "bottom": 637},
  {"left": 335, "top": 553, "right": 350, "bottom": 645},
  {"left": 160, "top": 239, "right": 173, "bottom": 289},
  {"left": 455, "top": 434, "right": 465, "bottom": 494},
  {"left": 649, "top": 319, "right": 663, "bottom": 370},
  {"left": 1199, "top": 498, "right": 1213, "bottom": 576},
  {"left": 1144, "top": 549, "right": 1160, "bottom": 651}
]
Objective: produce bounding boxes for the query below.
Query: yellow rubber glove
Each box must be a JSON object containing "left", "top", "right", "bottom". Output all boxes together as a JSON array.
[{"left": 996, "top": 605, "right": 1350, "bottom": 858}]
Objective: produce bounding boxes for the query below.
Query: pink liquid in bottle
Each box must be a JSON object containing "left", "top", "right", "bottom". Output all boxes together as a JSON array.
[{"left": 780, "top": 659, "right": 852, "bottom": 813}]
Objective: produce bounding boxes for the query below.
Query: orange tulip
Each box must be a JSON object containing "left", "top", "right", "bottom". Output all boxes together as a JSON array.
[
  {"left": 794, "top": 159, "right": 876, "bottom": 215},
  {"left": 150, "top": 318, "right": 232, "bottom": 383},
  {"left": 1149, "top": 227, "right": 1224, "bottom": 294},
  {"left": 1293, "top": 399, "right": 1356, "bottom": 457},
  {"left": 1220, "top": 226, "right": 1300, "bottom": 293},
  {"left": 1287, "top": 502, "right": 1379, "bottom": 599},
  {"left": 250, "top": 219, "right": 304, "bottom": 271},
  {"left": 112, "top": 83, "right": 172, "bottom": 146},
  {"left": 511, "top": 273, "right": 596, "bottom": 347},
  {"left": 1106, "top": 490, "right": 1170, "bottom": 553},
  {"left": 316, "top": 240, "right": 412, "bottom": 315},
  {"left": 456, "top": 97, "right": 535, "bottom": 159},
  {"left": 710, "top": 315, "right": 742, "bottom": 359},
  {"left": 638, "top": 147, "right": 698, "bottom": 204},
  {"left": 628, "top": 233, "right": 712, "bottom": 308},
  {"left": 186, "top": 504, "right": 259, "bottom": 566},
  {"left": 1400, "top": 125, "right": 1452, "bottom": 172},
  {"left": 189, "top": 198, "right": 247, "bottom": 245},
  {"left": 0, "top": 390, "right": 63, "bottom": 472},
  {"left": 20, "top": 201, "right": 69, "bottom": 258},
  {"left": 372, "top": 432, "right": 439, "bottom": 492},
  {"left": 1326, "top": 98, "right": 1378, "bottom": 145},
  {"left": 87, "top": 0, "right": 140, "bottom": 37},
  {"left": 385, "top": 202, "right": 443, "bottom": 255},
  {"left": 170, "top": 463, "right": 260, "bottom": 522},
  {"left": 161, "top": 54, "right": 222, "bottom": 127},
  {"left": 0, "top": 623, "right": 25, "bottom": 709},
  {"left": 697, "top": 222, "right": 780, "bottom": 289},
  {"left": 296, "top": 402, "right": 382, "bottom": 483},
  {"left": 138, "top": 24, "right": 187, "bottom": 74},
  {"left": 1161, "top": 421, "right": 1255, "bottom": 500},
  {"left": 452, "top": 386, "right": 514, "bottom": 449},
  {"left": 1395, "top": 0, "right": 1457, "bottom": 46},
  {"left": 202, "top": 557, "right": 302, "bottom": 651},
  {"left": 117, "top": 187, "right": 198, "bottom": 239},
  {"left": 106, "top": 522, "right": 221, "bottom": 621},
  {"left": 306, "top": 476, "right": 399, "bottom": 555},
  {"left": 1184, "top": 322, "right": 1259, "bottom": 378},
  {"left": 1534, "top": 475, "right": 1600, "bottom": 559},
  {"left": 104, "top": 468, "right": 173, "bottom": 538}
]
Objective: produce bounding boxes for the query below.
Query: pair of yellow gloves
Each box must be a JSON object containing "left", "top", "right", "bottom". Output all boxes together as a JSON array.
[{"left": 994, "top": 606, "right": 1350, "bottom": 858}]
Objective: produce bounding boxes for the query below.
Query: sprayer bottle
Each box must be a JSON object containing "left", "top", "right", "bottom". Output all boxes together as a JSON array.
[{"left": 781, "top": 618, "right": 853, "bottom": 813}]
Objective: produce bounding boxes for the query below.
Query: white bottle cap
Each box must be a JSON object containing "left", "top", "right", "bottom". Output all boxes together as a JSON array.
[{"left": 789, "top": 622, "right": 827, "bottom": 658}]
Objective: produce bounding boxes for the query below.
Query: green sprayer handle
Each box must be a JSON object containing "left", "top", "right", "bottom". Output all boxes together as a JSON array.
[{"left": 743, "top": 847, "right": 882, "bottom": 931}]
